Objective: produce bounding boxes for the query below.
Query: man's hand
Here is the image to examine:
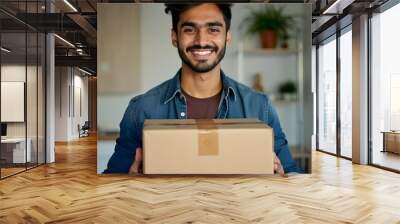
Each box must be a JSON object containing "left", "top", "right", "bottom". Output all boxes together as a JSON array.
[
  {"left": 274, "top": 152, "right": 287, "bottom": 177},
  {"left": 129, "top": 147, "right": 143, "bottom": 174}
]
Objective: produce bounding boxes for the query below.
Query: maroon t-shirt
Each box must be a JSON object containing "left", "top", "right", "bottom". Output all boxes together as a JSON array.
[{"left": 181, "top": 89, "right": 222, "bottom": 119}]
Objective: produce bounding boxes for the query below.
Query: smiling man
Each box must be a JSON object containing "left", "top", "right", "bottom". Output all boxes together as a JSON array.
[{"left": 104, "top": 3, "right": 302, "bottom": 175}]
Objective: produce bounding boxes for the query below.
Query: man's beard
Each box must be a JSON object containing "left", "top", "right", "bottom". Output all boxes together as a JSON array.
[{"left": 177, "top": 40, "right": 227, "bottom": 73}]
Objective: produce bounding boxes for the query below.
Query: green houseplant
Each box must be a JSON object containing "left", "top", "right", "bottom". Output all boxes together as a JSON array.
[
  {"left": 280, "top": 29, "right": 290, "bottom": 49},
  {"left": 278, "top": 80, "right": 297, "bottom": 100},
  {"left": 241, "top": 6, "right": 294, "bottom": 49}
]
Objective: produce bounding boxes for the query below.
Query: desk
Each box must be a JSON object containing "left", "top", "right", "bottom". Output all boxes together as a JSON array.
[
  {"left": 1, "top": 138, "right": 31, "bottom": 163},
  {"left": 382, "top": 131, "right": 400, "bottom": 154}
]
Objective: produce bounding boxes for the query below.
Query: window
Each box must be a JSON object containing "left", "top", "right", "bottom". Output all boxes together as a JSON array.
[
  {"left": 317, "top": 36, "right": 337, "bottom": 154},
  {"left": 339, "top": 28, "right": 352, "bottom": 158},
  {"left": 390, "top": 74, "right": 400, "bottom": 130},
  {"left": 316, "top": 24, "right": 353, "bottom": 159},
  {"left": 370, "top": 2, "right": 400, "bottom": 171}
]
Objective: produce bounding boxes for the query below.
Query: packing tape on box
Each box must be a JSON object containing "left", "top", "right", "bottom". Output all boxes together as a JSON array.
[
  {"left": 195, "top": 119, "right": 219, "bottom": 156},
  {"left": 145, "top": 119, "right": 263, "bottom": 156}
]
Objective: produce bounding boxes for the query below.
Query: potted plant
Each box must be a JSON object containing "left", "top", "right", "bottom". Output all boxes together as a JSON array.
[
  {"left": 280, "top": 29, "right": 290, "bottom": 49},
  {"left": 241, "top": 6, "right": 294, "bottom": 49},
  {"left": 278, "top": 80, "right": 297, "bottom": 100}
]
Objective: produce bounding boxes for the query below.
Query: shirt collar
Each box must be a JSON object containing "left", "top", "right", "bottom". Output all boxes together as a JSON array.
[{"left": 163, "top": 69, "right": 237, "bottom": 104}]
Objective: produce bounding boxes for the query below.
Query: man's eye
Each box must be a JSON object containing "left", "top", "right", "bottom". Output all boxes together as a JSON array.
[
  {"left": 183, "top": 28, "right": 195, "bottom": 33},
  {"left": 209, "top": 27, "right": 221, "bottom": 33}
]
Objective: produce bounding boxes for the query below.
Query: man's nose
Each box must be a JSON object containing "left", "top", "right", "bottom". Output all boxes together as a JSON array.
[{"left": 193, "top": 28, "right": 208, "bottom": 46}]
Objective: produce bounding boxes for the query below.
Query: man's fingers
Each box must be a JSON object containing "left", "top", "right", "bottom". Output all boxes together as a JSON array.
[
  {"left": 276, "top": 160, "right": 287, "bottom": 177},
  {"left": 131, "top": 162, "right": 139, "bottom": 173},
  {"left": 274, "top": 160, "right": 286, "bottom": 177},
  {"left": 129, "top": 147, "right": 143, "bottom": 174},
  {"left": 135, "top": 147, "right": 143, "bottom": 162},
  {"left": 277, "top": 164, "right": 287, "bottom": 177},
  {"left": 273, "top": 153, "right": 287, "bottom": 177}
]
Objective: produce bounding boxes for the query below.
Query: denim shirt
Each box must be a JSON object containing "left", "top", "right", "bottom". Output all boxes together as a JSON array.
[{"left": 104, "top": 69, "right": 302, "bottom": 174}]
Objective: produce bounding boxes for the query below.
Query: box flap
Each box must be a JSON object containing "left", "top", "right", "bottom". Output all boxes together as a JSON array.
[{"left": 144, "top": 118, "right": 271, "bottom": 130}]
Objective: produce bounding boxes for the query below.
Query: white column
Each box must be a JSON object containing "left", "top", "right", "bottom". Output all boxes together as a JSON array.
[
  {"left": 45, "top": 1, "right": 56, "bottom": 163},
  {"left": 352, "top": 14, "right": 369, "bottom": 164},
  {"left": 46, "top": 33, "right": 55, "bottom": 163}
]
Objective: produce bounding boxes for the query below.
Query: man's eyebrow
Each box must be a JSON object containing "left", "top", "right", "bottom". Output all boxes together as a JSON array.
[
  {"left": 180, "top": 21, "right": 224, "bottom": 28},
  {"left": 180, "top": 22, "right": 196, "bottom": 28},
  {"left": 207, "top": 22, "right": 223, "bottom": 27}
]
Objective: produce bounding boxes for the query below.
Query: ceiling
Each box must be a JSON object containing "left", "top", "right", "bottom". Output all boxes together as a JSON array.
[{"left": 0, "top": 0, "right": 392, "bottom": 75}]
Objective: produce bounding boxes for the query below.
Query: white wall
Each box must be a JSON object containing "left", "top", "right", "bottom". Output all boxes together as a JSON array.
[
  {"left": 1, "top": 65, "right": 37, "bottom": 138},
  {"left": 97, "top": 3, "right": 143, "bottom": 133},
  {"left": 97, "top": 4, "right": 141, "bottom": 95},
  {"left": 139, "top": 4, "right": 181, "bottom": 91},
  {"left": 1, "top": 66, "right": 26, "bottom": 126},
  {"left": 1, "top": 65, "right": 26, "bottom": 81},
  {"left": 72, "top": 73, "right": 89, "bottom": 138},
  {"left": 55, "top": 67, "right": 89, "bottom": 141},
  {"left": 55, "top": 67, "right": 68, "bottom": 141}
]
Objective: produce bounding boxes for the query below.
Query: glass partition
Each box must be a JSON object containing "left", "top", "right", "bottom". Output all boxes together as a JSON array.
[
  {"left": 1, "top": 30, "right": 28, "bottom": 178},
  {"left": 317, "top": 35, "right": 337, "bottom": 155},
  {"left": 0, "top": 1, "right": 46, "bottom": 179}
]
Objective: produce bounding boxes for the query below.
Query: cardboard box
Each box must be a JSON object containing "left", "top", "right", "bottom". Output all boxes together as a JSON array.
[{"left": 143, "top": 119, "right": 274, "bottom": 174}]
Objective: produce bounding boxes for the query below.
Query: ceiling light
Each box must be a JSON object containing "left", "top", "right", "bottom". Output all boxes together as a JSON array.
[
  {"left": 78, "top": 67, "right": 93, "bottom": 76},
  {"left": 322, "top": 0, "right": 354, "bottom": 15},
  {"left": 54, "top": 34, "right": 75, "bottom": 48},
  {"left": 323, "top": 0, "right": 341, "bottom": 14},
  {"left": 1, "top": 47, "right": 11, "bottom": 53},
  {"left": 63, "top": 0, "right": 78, "bottom": 12}
]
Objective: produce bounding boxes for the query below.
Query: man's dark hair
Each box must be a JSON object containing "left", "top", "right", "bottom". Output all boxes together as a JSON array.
[{"left": 165, "top": 3, "right": 232, "bottom": 33}]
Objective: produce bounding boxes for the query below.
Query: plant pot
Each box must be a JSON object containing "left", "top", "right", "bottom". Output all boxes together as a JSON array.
[
  {"left": 260, "top": 31, "right": 278, "bottom": 49},
  {"left": 282, "top": 93, "right": 297, "bottom": 101},
  {"left": 281, "top": 42, "right": 289, "bottom": 49}
]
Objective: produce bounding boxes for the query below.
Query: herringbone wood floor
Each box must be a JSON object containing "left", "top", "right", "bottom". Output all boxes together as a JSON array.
[{"left": 1, "top": 135, "right": 400, "bottom": 224}]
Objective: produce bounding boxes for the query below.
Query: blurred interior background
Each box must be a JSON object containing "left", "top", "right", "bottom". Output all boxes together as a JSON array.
[{"left": 96, "top": 3, "right": 312, "bottom": 173}]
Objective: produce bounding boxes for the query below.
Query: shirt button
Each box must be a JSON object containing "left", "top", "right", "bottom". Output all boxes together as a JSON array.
[{"left": 180, "top": 112, "right": 185, "bottom": 117}]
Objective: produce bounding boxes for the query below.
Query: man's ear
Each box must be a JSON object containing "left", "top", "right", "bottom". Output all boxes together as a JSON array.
[
  {"left": 226, "top": 30, "right": 232, "bottom": 46},
  {"left": 171, "top": 28, "right": 178, "bottom": 48}
]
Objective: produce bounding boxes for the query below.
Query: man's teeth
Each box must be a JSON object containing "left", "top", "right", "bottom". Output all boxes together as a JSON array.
[{"left": 192, "top": 50, "right": 212, "bottom": 55}]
